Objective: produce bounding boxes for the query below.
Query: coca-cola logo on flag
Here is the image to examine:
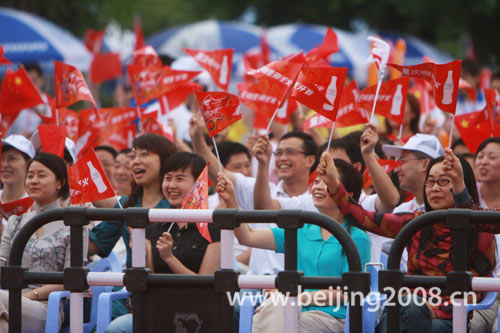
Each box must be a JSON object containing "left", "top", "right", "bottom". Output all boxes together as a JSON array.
[
  {"left": 196, "top": 91, "right": 241, "bottom": 138},
  {"left": 184, "top": 48, "right": 234, "bottom": 91}
]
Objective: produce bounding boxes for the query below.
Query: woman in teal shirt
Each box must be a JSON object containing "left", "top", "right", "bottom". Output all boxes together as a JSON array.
[{"left": 216, "top": 159, "right": 370, "bottom": 333}]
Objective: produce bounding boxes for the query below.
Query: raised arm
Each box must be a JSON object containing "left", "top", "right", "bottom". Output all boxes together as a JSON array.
[
  {"left": 216, "top": 173, "right": 276, "bottom": 250},
  {"left": 361, "top": 124, "right": 400, "bottom": 213},
  {"left": 252, "top": 135, "right": 281, "bottom": 210},
  {"left": 318, "top": 152, "right": 416, "bottom": 238}
]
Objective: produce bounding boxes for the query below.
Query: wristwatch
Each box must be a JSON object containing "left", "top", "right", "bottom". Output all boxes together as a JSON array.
[{"left": 32, "top": 289, "right": 40, "bottom": 300}]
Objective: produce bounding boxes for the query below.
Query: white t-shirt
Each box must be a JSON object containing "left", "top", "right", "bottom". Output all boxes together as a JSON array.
[{"left": 234, "top": 173, "right": 306, "bottom": 276}]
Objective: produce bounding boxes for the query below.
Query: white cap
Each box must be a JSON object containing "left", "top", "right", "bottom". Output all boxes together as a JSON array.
[
  {"left": 30, "top": 131, "right": 77, "bottom": 163},
  {"left": 2, "top": 135, "right": 35, "bottom": 158},
  {"left": 382, "top": 134, "right": 444, "bottom": 159}
]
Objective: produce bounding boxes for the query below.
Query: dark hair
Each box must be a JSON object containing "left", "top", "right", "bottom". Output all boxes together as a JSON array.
[
  {"left": 118, "top": 148, "right": 132, "bottom": 155},
  {"left": 418, "top": 155, "right": 479, "bottom": 264},
  {"left": 2, "top": 144, "right": 31, "bottom": 161},
  {"left": 162, "top": 152, "right": 206, "bottom": 180},
  {"left": 279, "top": 131, "right": 318, "bottom": 173},
  {"left": 476, "top": 137, "right": 500, "bottom": 156},
  {"left": 492, "top": 70, "right": 500, "bottom": 81},
  {"left": 212, "top": 141, "right": 250, "bottom": 167},
  {"left": 28, "top": 152, "right": 69, "bottom": 200},
  {"left": 125, "top": 134, "right": 177, "bottom": 208},
  {"left": 461, "top": 59, "right": 480, "bottom": 78},
  {"left": 321, "top": 135, "right": 365, "bottom": 173},
  {"left": 23, "top": 63, "right": 43, "bottom": 77},
  {"left": 451, "top": 138, "right": 467, "bottom": 151},
  {"left": 334, "top": 158, "right": 363, "bottom": 201},
  {"left": 95, "top": 145, "right": 118, "bottom": 159}
]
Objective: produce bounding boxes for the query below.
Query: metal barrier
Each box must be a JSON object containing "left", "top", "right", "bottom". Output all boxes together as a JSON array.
[
  {"left": 0, "top": 207, "right": 369, "bottom": 333},
  {"left": 381, "top": 209, "right": 500, "bottom": 333}
]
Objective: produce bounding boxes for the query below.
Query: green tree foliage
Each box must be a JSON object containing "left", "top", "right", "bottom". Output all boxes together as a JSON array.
[{"left": 2, "top": 0, "right": 498, "bottom": 65}]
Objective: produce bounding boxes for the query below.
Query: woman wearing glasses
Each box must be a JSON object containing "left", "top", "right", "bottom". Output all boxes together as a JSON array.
[{"left": 317, "top": 148, "right": 496, "bottom": 333}]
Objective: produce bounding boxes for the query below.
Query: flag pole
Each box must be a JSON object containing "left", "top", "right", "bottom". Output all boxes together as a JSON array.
[
  {"left": 116, "top": 198, "right": 123, "bottom": 209},
  {"left": 56, "top": 108, "right": 60, "bottom": 126},
  {"left": 265, "top": 107, "right": 280, "bottom": 133},
  {"left": 448, "top": 113, "right": 456, "bottom": 149},
  {"left": 212, "top": 137, "right": 223, "bottom": 173},
  {"left": 325, "top": 122, "right": 336, "bottom": 153},
  {"left": 369, "top": 70, "right": 385, "bottom": 124},
  {"left": 397, "top": 124, "right": 403, "bottom": 141}
]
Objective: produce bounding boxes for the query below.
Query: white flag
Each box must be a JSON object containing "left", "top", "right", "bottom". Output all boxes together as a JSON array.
[{"left": 366, "top": 36, "right": 390, "bottom": 73}]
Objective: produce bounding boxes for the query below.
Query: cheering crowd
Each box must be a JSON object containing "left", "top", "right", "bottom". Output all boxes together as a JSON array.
[{"left": 1, "top": 27, "right": 500, "bottom": 333}]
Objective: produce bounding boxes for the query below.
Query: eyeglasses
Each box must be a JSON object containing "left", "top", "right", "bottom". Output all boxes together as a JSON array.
[
  {"left": 273, "top": 148, "right": 307, "bottom": 158},
  {"left": 126, "top": 150, "right": 153, "bottom": 160},
  {"left": 425, "top": 178, "right": 451, "bottom": 188}
]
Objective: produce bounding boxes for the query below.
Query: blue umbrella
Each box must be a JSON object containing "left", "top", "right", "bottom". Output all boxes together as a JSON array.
[{"left": 0, "top": 7, "right": 91, "bottom": 74}]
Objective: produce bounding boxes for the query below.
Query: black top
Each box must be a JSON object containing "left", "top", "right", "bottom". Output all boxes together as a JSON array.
[{"left": 146, "top": 222, "right": 220, "bottom": 274}]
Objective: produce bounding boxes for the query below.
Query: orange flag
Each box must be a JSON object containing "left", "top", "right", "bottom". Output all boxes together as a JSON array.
[
  {"left": 0, "top": 67, "right": 44, "bottom": 115},
  {"left": 196, "top": 91, "right": 241, "bottom": 138},
  {"left": 184, "top": 48, "right": 234, "bottom": 91},
  {"left": 54, "top": 61, "right": 96, "bottom": 108},
  {"left": 68, "top": 148, "right": 115, "bottom": 204},
  {"left": 182, "top": 164, "right": 212, "bottom": 243}
]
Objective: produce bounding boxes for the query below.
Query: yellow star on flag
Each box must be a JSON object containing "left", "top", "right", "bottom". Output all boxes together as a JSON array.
[
  {"left": 14, "top": 76, "right": 22, "bottom": 86},
  {"left": 460, "top": 120, "right": 469, "bottom": 128}
]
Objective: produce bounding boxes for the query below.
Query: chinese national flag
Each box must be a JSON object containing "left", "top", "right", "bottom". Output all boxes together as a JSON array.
[
  {"left": 363, "top": 159, "right": 401, "bottom": 189},
  {"left": 336, "top": 81, "right": 370, "bottom": 128},
  {"left": 303, "top": 113, "right": 334, "bottom": 130},
  {"left": 184, "top": 48, "right": 234, "bottom": 91},
  {"left": 0, "top": 67, "right": 44, "bottom": 115},
  {"left": 196, "top": 91, "right": 241, "bottom": 138},
  {"left": 134, "top": 16, "right": 145, "bottom": 51},
  {"left": 83, "top": 29, "right": 104, "bottom": 54},
  {"left": 90, "top": 53, "right": 123, "bottom": 84},
  {"left": 68, "top": 148, "right": 115, "bottom": 204},
  {"left": 291, "top": 67, "right": 348, "bottom": 121},
  {"left": 0, "top": 45, "right": 12, "bottom": 64},
  {"left": 54, "top": 61, "right": 96, "bottom": 109},
  {"left": 127, "top": 64, "right": 200, "bottom": 106},
  {"left": 38, "top": 124, "right": 67, "bottom": 158},
  {"left": 244, "top": 60, "right": 303, "bottom": 107},
  {"left": 181, "top": 164, "right": 212, "bottom": 243},
  {"left": 131, "top": 45, "right": 162, "bottom": 70},
  {"left": 358, "top": 77, "right": 410, "bottom": 125},
  {"left": 0, "top": 197, "right": 34, "bottom": 220},
  {"left": 389, "top": 60, "right": 462, "bottom": 114},
  {"left": 305, "top": 27, "right": 339, "bottom": 64}
]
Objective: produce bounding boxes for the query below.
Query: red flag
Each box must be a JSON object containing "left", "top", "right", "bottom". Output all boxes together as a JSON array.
[
  {"left": 83, "top": 29, "right": 104, "bottom": 54},
  {"left": 127, "top": 64, "right": 200, "bottom": 106},
  {"left": 134, "top": 16, "right": 145, "bottom": 51},
  {"left": 141, "top": 116, "right": 175, "bottom": 142},
  {"left": 336, "top": 81, "right": 370, "bottom": 128},
  {"left": 244, "top": 60, "right": 303, "bottom": 107},
  {"left": 454, "top": 110, "right": 497, "bottom": 154},
  {"left": 0, "top": 45, "right": 12, "bottom": 64},
  {"left": 479, "top": 68, "right": 492, "bottom": 90},
  {"left": 274, "top": 98, "right": 296, "bottom": 125},
  {"left": 196, "top": 91, "right": 241, "bottom": 138},
  {"left": 68, "top": 148, "right": 115, "bottom": 204},
  {"left": 38, "top": 124, "right": 67, "bottom": 158},
  {"left": 459, "top": 78, "right": 477, "bottom": 102},
  {"left": 308, "top": 169, "right": 318, "bottom": 188},
  {"left": 0, "top": 197, "right": 34, "bottom": 220},
  {"left": 261, "top": 32, "right": 272, "bottom": 65},
  {"left": 54, "top": 61, "right": 96, "bottom": 108},
  {"left": 55, "top": 108, "right": 79, "bottom": 141},
  {"left": 97, "top": 123, "right": 137, "bottom": 151},
  {"left": 90, "top": 53, "right": 123, "bottom": 84},
  {"left": 75, "top": 128, "right": 100, "bottom": 157},
  {"left": 238, "top": 81, "right": 281, "bottom": 118},
  {"left": 363, "top": 159, "right": 401, "bottom": 189},
  {"left": 131, "top": 45, "right": 162, "bottom": 69},
  {"left": 305, "top": 27, "right": 339, "bottom": 64},
  {"left": 253, "top": 111, "right": 270, "bottom": 130},
  {"left": 389, "top": 60, "right": 462, "bottom": 114},
  {"left": 358, "top": 77, "right": 410, "bottom": 125},
  {"left": 158, "top": 81, "right": 203, "bottom": 114},
  {"left": 390, "top": 39, "right": 406, "bottom": 80},
  {"left": 303, "top": 113, "right": 334, "bottom": 130},
  {"left": 291, "top": 67, "right": 348, "bottom": 121},
  {"left": 0, "top": 67, "right": 44, "bottom": 115},
  {"left": 182, "top": 164, "right": 212, "bottom": 243},
  {"left": 79, "top": 107, "right": 138, "bottom": 140},
  {"left": 410, "top": 78, "right": 436, "bottom": 114},
  {"left": 184, "top": 48, "right": 234, "bottom": 91},
  {"left": 282, "top": 52, "right": 306, "bottom": 64}
]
